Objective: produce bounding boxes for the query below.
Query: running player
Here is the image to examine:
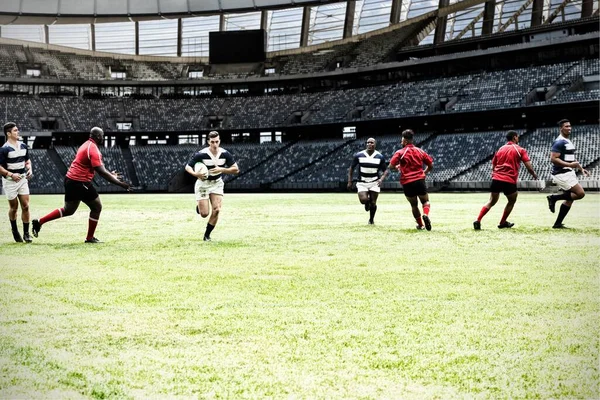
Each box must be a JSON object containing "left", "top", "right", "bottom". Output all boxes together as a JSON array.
[
  {"left": 473, "top": 130, "right": 538, "bottom": 230},
  {"left": 347, "top": 137, "right": 389, "bottom": 224},
  {"left": 32, "top": 127, "right": 131, "bottom": 243},
  {"left": 0, "top": 122, "right": 33, "bottom": 242},
  {"left": 185, "top": 131, "right": 239, "bottom": 241},
  {"left": 546, "top": 119, "right": 590, "bottom": 228},
  {"left": 388, "top": 129, "right": 434, "bottom": 230}
]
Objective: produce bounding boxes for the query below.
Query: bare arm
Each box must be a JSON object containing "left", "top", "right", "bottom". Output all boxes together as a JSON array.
[
  {"left": 551, "top": 152, "right": 589, "bottom": 176},
  {"left": 185, "top": 164, "right": 207, "bottom": 180},
  {"left": 377, "top": 168, "right": 389, "bottom": 187},
  {"left": 523, "top": 161, "right": 538, "bottom": 179},
  {"left": 212, "top": 163, "right": 240, "bottom": 175},
  {"left": 347, "top": 166, "right": 354, "bottom": 189},
  {"left": 94, "top": 165, "right": 131, "bottom": 190},
  {"left": 423, "top": 161, "right": 433, "bottom": 175}
]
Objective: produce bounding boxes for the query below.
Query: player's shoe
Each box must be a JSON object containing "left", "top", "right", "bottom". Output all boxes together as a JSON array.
[
  {"left": 497, "top": 221, "right": 514, "bottom": 229},
  {"left": 364, "top": 202, "right": 370, "bottom": 212},
  {"left": 368, "top": 219, "right": 374, "bottom": 225},
  {"left": 12, "top": 229, "right": 23, "bottom": 242},
  {"left": 23, "top": 232, "right": 32, "bottom": 243},
  {"left": 546, "top": 195, "right": 556, "bottom": 213},
  {"left": 473, "top": 220, "right": 481, "bottom": 230},
  {"left": 203, "top": 236, "right": 211, "bottom": 242},
  {"left": 552, "top": 223, "right": 569, "bottom": 229},
  {"left": 423, "top": 215, "right": 432, "bottom": 231},
  {"left": 32, "top": 219, "right": 41, "bottom": 237},
  {"left": 416, "top": 225, "right": 425, "bottom": 230},
  {"left": 85, "top": 237, "right": 102, "bottom": 243}
]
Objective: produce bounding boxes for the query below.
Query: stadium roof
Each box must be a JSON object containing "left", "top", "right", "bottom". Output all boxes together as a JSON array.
[{"left": 0, "top": 0, "right": 346, "bottom": 24}]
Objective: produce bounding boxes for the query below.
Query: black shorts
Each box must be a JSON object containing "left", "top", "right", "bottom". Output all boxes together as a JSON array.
[
  {"left": 403, "top": 179, "right": 428, "bottom": 197},
  {"left": 64, "top": 177, "right": 99, "bottom": 203},
  {"left": 490, "top": 179, "right": 517, "bottom": 196}
]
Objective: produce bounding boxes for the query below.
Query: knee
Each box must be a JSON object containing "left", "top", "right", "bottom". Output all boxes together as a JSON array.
[
  {"left": 63, "top": 207, "right": 76, "bottom": 216},
  {"left": 576, "top": 191, "right": 585, "bottom": 200},
  {"left": 21, "top": 204, "right": 29, "bottom": 213},
  {"left": 212, "top": 206, "right": 221, "bottom": 215}
]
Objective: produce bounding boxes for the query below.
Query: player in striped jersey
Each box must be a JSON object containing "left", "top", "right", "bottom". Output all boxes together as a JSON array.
[
  {"left": 185, "top": 131, "right": 239, "bottom": 241},
  {"left": 388, "top": 129, "right": 434, "bottom": 231},
  {"left": 0, "top": 123, "right": 33, "bottom": 242},
  {"left": 348, "top": 138, "right": 389, "bottom": 225},
  {"left": 546, "top": 119, "right": 590, "bottom": 229}
]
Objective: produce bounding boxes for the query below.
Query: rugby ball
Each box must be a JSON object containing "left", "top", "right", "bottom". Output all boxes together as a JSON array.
[{"left": 194, "top": 162, "right": 208, "bottom": 178}]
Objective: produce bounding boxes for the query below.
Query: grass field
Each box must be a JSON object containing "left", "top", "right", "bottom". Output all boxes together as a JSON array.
[{"left": 0, "top": 192, "right": 598, "bottom": 399}]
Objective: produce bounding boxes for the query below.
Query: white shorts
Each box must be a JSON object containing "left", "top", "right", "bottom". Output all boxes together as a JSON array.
[
  {"left": 2, "top": 176, "right": 30, "bottom": 201},
  {"left": 356, "top": 180, "right": 381, "bottom": 193},
  {"left": 551, "top": 170, "right": 579, "bottom": 191},
  {"left": 195, "top": 178, "right": 224, "bottom": 201}
]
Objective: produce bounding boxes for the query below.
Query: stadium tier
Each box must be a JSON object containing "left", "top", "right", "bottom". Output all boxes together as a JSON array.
[{"left": 0, "top": 56, "right": 597, "bottom": 132}]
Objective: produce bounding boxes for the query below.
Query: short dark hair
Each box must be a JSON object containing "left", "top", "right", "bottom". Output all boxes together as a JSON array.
[
  {"left": 3, "top": 122, "right": 16, "bottom": 135},
  {"left": 207, "top": 131, "right": 220, "bottom": 142},
  {"left": 506, "top": 130, "right": 518, "bottom": 141},
  {"left": 558, "top": 119, "right": 570, "bottom": 128},
  {"left": 402, "top": 129, "right": 414, "bottom": 141},
  {"left": 90, "top": 126, "right": 103, "bottom": 138}
]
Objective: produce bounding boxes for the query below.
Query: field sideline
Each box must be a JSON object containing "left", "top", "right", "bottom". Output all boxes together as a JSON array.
[{"left": 0, "top": 192, "right": 598, "bottom": 398}]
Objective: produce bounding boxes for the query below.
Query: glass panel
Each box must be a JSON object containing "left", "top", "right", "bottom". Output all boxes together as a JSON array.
[
  {"left": 1, "top": 25, "right": 45, "bottom": 43},
  {"left": 139, "top": 19, "right": 178, "bottom": 56},
  {"left": 309, "top": 2, "right": 346, "bottom": 45},
  {"left": 268, "top": 7, "right": 303, "bottom": 51},
  {"left": 96, "top": 22, "right": 135, "bottom": 54},
  {"left": 49, "top": 24, "right": 91, "bottom": 50},
  {"left": 224, "top": 11, "right": 261, "bottom": 30},
  {"left": 182, "top": 15, "right": 220, "bottom": 57}
]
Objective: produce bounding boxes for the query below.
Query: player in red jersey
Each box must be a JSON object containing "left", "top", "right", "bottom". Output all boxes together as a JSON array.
[
  {"left": 388, "top": 129, "right": 434, "bottom": 230},
  {"left": 32, "top": 127, "right": 131, "bottom": 243},
  {"left": 473, "top": 130, "right": 538, "bottom": 230}
]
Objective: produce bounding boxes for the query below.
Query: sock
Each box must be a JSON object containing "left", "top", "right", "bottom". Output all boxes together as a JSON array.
[
  {"left": 10, "top": 219, "right": 18, "bottom": 231},
  {"left": 204, "top": 223, "right": 215, "bottom": 239},
  {"left": 423, "top": 203, "right": 430, "bottom": 216},
  {"left": 477, "top": 206, "right": 490, "bottom": 222},
  {"left": 416, "top": 216, "right": 423, "bottom": 226},
  {"left": 40, "top": 208, "right": 64, "bottom": 225},
  {"left": 23, "top": 222, "right": 29, "bottom": 234},
  {"left": 369, "top": 205, "right": 377, "bottom": 221},
  {"left": 500, "top": 209, "right": 511, "bottom": 224},
  {"left": 554, "top": 204, "right": 571, "bottom": 226},
  {"left": 86, "top": 217, "right": 99, "bottom": 240}
]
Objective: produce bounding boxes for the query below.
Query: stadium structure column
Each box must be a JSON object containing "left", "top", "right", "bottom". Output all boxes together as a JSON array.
[
  {"left": 433, "top": 0, "right": 449, "bottom": 44},
  {"left": 390, "top": 0, "right": 402, "bottom": 24},
  {"left": 343, "top": 1, "right": 356, "bottom": 38},
  {"left": 261, "top": 11, "right": 269, "bottom": 47},
  {"left": 135, "top": 21, "right": 139, "bottom": 55},
  {"left": 177, "top": 19, "right": 182, "bottom": 57},
  {"left": 219, "top": 14, "right": 225, "bottom": 31},
  {"left": 44, "top": 25, "right": 49, "bottom": 44},
  {"left": 91, "top": 24, "right": 96, "bottom": 51},
  {"left": 482, "top": 0, "right": 496, "bottom": 35},
  {"left": 581, "top": 0, "right": 594, "bottom": 17},
  {"left": 300, "top": 6, "right": 311, "bottom": 47},
  {"left": 531, "top": 0, "right": 544, "bottom": 26}
]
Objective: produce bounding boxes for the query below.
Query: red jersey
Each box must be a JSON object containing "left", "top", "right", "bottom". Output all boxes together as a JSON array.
[
  {"left": 491, "top": 142, "right": 530, "bottom": 184},
  {"left": 390, "top": 144, "right": 433, "bottom": 185},
  {"left": 66, "top": 139, "right": 103, "bottom": 182}
]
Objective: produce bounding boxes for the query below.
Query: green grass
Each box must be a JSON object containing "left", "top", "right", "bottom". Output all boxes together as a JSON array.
[{"left": 0, "top": 192, "right": 598, "bottom": 399}]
